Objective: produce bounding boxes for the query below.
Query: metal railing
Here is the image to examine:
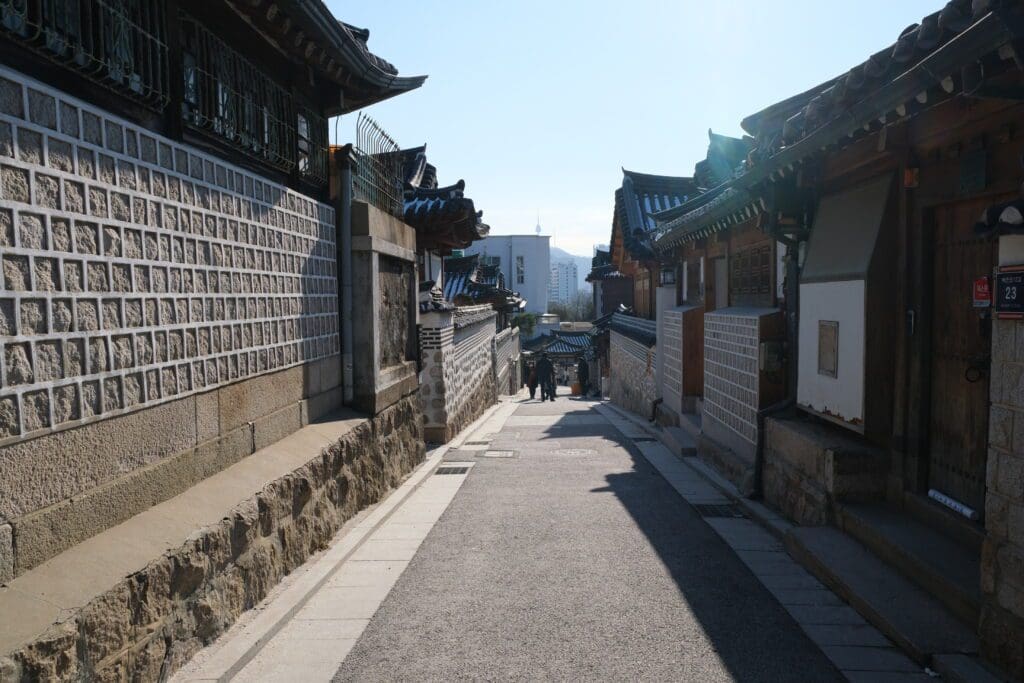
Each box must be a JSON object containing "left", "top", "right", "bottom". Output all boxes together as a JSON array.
[
  {"left": 0, "top": 0, "right": 170, "bottom": 109},
  {"left": 352, "top": 113, "right": 403, "bottom": 218}
]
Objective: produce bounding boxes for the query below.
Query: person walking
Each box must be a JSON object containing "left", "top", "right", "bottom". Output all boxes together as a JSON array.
[
  {"left": 577, "top": 356, "right": 590, "bottom": 396},
  {"left": 537, "top": 353, "right": 555, "bottom": 401},
  {"left": 527, "top": 363, "right": 539, "bottom": 399}
]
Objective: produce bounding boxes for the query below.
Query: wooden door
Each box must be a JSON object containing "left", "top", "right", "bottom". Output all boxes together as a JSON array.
[{"left": 927, "top": 199, "right": 998, "bottom": 514}]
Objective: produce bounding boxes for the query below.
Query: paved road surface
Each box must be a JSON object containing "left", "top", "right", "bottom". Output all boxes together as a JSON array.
[{"left": 334, "top": 397, "right": 844, "bottom": 682}]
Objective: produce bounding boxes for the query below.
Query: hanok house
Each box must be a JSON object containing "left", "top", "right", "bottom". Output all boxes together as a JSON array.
[
  {"left": 651, "top": 131, "right": 787, "bottom": 486},
  {"left": 664, "top": 1, "right": 1024, "bottom": 677},
  {"left": 586, "top": 247, "right": 632, "bottom": 318},
  {"left": 400, "top": 150, "right": 517, "bottom": 442},
  {"left": 523, "top": 328, "right": 593, "bottom": 387},
  {"left": 0, "top": 1, "right": 426, "bottom": 679},
  {"left": 604, "top": 169, "right": 695, "bottom": 417}
]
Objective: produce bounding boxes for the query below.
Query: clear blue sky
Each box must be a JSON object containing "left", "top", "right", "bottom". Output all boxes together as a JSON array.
[{"left": 328, "top": 0, "right": 940, "bottom": 256}]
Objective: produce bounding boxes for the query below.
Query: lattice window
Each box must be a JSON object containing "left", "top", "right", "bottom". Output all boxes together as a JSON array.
[
  {"left": 180, "top": 12, "right": 297, "bottom": 175},
  {"left": 0, "top": 0, "right": 169, "bottom": 108},
  {"left": 729, "top": 244, "right": 772, "bottom": 304}
]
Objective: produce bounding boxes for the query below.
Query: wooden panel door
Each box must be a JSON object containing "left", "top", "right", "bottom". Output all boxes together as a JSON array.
[{"left": 928, "top": 199, "right": 998, "bottom": 513}]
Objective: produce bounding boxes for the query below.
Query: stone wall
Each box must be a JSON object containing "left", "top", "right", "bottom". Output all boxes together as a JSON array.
[
  {"left": 0, "top": 393, "right": 424, "bottom": 682},
  {"left": 446, "top": 307, "right": 498, "bottom": 439},
  {"left": 0, "top": 67, "right": 341, "bottom": 576},
  {"left": 418, "top": 305, "right": 498, "bottom": 443},
  {"left": 493, "top": 325, "right": 520, "bottom": 396},
  {"left": 980, "top": 316, "right": 1024, "bottom": 677},
  {"left": 378, "top": 256, "right": 412, "bottom": 368},
  {"left": 608, "top": 330, "right": 657, "bottom": 418},
  {"left": 763, "top": 415, "right": 888, "bottom": 526}
]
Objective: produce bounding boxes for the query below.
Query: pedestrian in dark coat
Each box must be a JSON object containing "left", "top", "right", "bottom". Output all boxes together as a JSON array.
[
  {"left": 577, "top": 357, "right": 590, "bottom": 396},
  {"left": 537, "top": 354, "right": 555, "bottom": 401},
  {"left": 527, "top": 365, "right": 538, "bottom": 399}
]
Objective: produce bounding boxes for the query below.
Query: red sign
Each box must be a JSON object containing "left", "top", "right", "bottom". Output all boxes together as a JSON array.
[{"left": 974, "top": 276, "right": 991, "bottom": 308}]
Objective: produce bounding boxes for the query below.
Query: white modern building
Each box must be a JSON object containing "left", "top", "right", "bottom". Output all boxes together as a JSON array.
[
  {"left": 463, "top": 233, "right": 550, "bottom": 314},
  {"left": 548, "top": 261, "right": 579, "bottom": 305}
]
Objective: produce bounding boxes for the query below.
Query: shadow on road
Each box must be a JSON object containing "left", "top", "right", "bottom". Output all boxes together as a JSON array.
[{"left": 513, "top": 398, "right": 843, "bottom": 683}]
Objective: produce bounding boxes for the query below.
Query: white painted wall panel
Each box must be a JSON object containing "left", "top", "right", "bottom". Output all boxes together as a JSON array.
[{"left": 797, "top": 280, "right": 865, "bottom": 425}]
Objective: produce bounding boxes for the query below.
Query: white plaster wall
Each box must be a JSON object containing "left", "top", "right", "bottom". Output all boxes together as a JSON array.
[
  {"left": 463, "top": 235, "right": 550, "bottom": 314},
  {"left": 797, "top": 280, "right": 865, "bottom": 425},
  {"left": 998, "top": 234, "right": 1024, "bottom": 266}
]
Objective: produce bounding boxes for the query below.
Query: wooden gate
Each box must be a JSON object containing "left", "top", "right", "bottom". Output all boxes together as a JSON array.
[{"left": 927, "top": 199, "right": 998, "bottom": 514}]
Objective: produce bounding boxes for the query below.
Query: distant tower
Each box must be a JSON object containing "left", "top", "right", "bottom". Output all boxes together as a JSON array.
[{"left": 535, "top": 212, "right": 541, "bottom": 235}]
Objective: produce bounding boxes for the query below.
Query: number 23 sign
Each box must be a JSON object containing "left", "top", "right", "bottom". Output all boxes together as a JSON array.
[{"left": 996, "top": 267, "right": 1024, "bottom": 319}]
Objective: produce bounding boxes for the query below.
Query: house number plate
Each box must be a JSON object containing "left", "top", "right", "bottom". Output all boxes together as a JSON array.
[{"left": 995, "top": 267, "right": 1024, "bottom": 319}]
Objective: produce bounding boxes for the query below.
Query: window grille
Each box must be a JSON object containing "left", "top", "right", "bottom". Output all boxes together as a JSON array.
[
  {"left": 515, "top": 255, "right": 525, "bottom": 284},
  {"left": 180, "top": 12, "right": 296, "bottom": 174},
  {"left": 352, "top": 113, "right": 403, "bottom": 217},
  {"left": 730, "top": 244, "right": 772, "bottom": 301},
  {"left": 0, "top": 0, "right": 169, "bottom": 109}
]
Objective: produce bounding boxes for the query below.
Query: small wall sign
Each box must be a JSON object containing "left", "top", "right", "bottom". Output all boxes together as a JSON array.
[
  {"left": 995, "top": 267, "right": 1024, "bottom": 319},
  {"left": 973, "top": 275, "right": 991, "bottom": 308}
]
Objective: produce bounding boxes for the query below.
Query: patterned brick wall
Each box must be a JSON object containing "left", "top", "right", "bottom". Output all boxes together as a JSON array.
[
  {"left": 703, "top": 312, "right": 760, "bottom": 449},
  {"left": 662, "top": 308, "right": 683, "bottom": 411},
  {"left": 0, "top": 66, "right": 338, "bottom": 444}
]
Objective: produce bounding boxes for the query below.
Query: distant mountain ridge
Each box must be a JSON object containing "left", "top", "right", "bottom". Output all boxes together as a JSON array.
[{"left": 549, "top": 246, "right": 592, "bottom": 290}]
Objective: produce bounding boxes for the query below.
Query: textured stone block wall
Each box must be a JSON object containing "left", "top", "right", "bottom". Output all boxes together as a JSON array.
[
  {"left": 661, "top": 308, "right": 683, "bottom": 411},
  {"left": 494, "top": 326, "right": 515, "bottom": 395},
  {"left": 0, "top": 67, "right": 342, "bottom": 576},
  {"left": 418, "top": 314, "right": 454, "bottom": 436},
  {"left": 0, "top": 394, "right": 424, "bottom": 682},
  {"left": 418, "top": 306, "right": 498, "bottom": 443},
  {"left": 447, "top": 308, "right": 498, "bottom": 437},
  {"left": 703, "top": 312, "right": 760, "bottom": 450},
  {"left": 608, "top": 330, "right": 657, "bottom": 418},
  {"left": 0, "top": 66, "right": 338, "bottom": 442},
  {"left": 980, "top": 318, "right": 1024, "bottom": 677}
]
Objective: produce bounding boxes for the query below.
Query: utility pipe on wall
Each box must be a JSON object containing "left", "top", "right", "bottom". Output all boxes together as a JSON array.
[{"left": 339, "top": 149, "right": 355, "bottom": 405}]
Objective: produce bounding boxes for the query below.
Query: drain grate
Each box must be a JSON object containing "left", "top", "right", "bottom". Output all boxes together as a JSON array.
[
  {"left": 632, "top": 437, "right": 657, "bottom": 443},
  {"left": 464, "top": 441, "right": 490, "bottom": 446},
  {"left": 693, "top": 503, "right": 745, "bottom": 518},
  {"left": 435, "top": 466, "right": 470, "bottom": 475}
]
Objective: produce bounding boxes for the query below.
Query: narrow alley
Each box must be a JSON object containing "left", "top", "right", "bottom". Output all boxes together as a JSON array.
[{"left": 174, "top": 394, "right": 929, "bottom": 682}]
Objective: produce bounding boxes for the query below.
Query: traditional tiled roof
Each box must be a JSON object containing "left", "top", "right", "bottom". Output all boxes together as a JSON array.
[
  {"left": 524, "top": 331, "right": 593, "bottom": 355},
  {"left": 615, "top": 170, "right": 698, "bottom": 261},
  {"left": 226, "top": 1, "right": 426, "bottom": 114},
  {"left": 586, "top": 248, "right": 627, "bottom": 282},
  {"left": 976, "top": 198, "right": 1024, "bottom": 235},
  {"left": 418, "top": 280, "right": 454, "bottom": 313},
  {"left": 404, "top": 181, "right": 490, "bottom": 251},
  {"left": 655, "top": 0, "right": 1024, "bottom": 251},
  {"left": 609, "top": 312, "right": 657, "bottom": 346},
  {"left": 443, "top": 254, "right": 524, "bottom": 310}
]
